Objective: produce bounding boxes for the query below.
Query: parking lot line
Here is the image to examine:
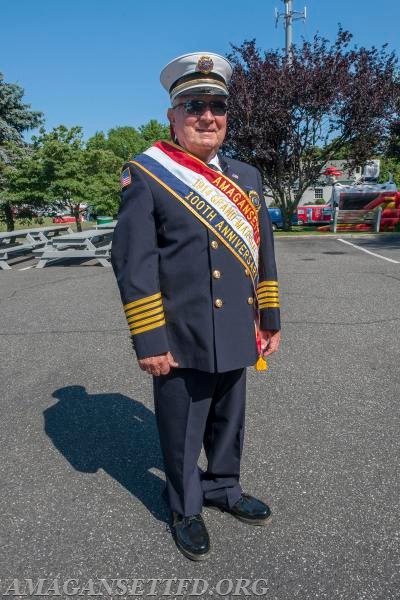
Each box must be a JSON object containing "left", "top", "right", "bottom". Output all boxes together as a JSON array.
[
  {"left": 337, "top": 238, "right": 399, "bottom": 264},
  {"left": 19, "top": 266, "right": 33, "bottom": 270}
]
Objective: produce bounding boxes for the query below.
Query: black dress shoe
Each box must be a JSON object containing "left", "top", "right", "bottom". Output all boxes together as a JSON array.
[
  {"left": 205, "top": 493, "right": 272, "bottom": 526},
  {"left": 171, "top": 512, "right": 210, "bottom": 561}
]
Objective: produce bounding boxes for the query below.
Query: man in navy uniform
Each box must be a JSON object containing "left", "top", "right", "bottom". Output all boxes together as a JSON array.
[{"left": 111, "top": 52, "right": 281, "bottom": 561}]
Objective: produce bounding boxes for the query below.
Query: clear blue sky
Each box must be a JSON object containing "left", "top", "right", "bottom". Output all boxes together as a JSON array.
[{"left": 2, "top": 0, "right": 399, "bottom": 140}]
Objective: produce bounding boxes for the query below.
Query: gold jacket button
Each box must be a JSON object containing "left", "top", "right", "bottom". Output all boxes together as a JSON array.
[
  {"left": 244, "top": 268, "right": 250, "bottom": 277},
  {"left": 211, "top": 240, "right": 219, "bottom": 249},
  {"left": 212, "top": 270, "right": 221, "bottom": 279},
  {"left": 247, "top": 297, "right": 254, "bottom": 305},
  {"left": 214, "top": 298, "right": 223, "bottom": 308}
]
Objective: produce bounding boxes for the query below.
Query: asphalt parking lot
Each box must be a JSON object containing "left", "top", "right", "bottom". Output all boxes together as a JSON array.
[{"left": 0, "top": 235, "right": 399, "bottom": 599}]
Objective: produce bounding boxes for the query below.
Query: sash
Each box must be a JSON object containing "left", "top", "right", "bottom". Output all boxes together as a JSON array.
[{"left": 130, "top": 141, "right": 260, "bottom": 288}]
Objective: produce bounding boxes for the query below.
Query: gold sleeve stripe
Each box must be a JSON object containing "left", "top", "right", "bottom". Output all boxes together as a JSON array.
[
  {"left": 130, "top": 318, "right": 166, "bottom": 335},
  {"left": 259, "top": 298, "right": 280, "bottom": 304},
  {"left": 259, "top": 302, "right": 280, "bottom": 309},
  {"left": 257, "top": 280, "right": 278, "bottom": 288},
  {"left": 127, "top": 307, "right": 164, "bottom": 324},
  {"left": 258, "top": 287, "right": 278, "bottom": 294},
  {"left": 124, "top": 292, "right": 162, "bottom": 312},
  {"left": 123, "top": 293, "right": 166, "bottom": 335},
  {"left": 129, "top": 312, "right": 166, "bottom": 329},
  {"left": 258, "top": 294, "right": 278, "bottom": 300},
  {"left": 257, "top": 279, "right": 280, "bottom": 306},
  {"left": 125, "top": 299, "right": 163, "bottom": 317},
  {"left": 257, "top": 289, "right": 278, "bottom": 295},
  {"left": 258, "top": 291, "right": 279, "bottom": 300}
]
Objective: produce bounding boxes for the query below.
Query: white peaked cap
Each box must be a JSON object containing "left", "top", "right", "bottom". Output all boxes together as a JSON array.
[{"left": 160, "top": 52, "right": 233, "bottom": 103}]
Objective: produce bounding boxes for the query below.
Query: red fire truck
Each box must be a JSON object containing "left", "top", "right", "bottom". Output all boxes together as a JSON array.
[{"left": 296, "top": 204, "right": 331, "bottom": 225}]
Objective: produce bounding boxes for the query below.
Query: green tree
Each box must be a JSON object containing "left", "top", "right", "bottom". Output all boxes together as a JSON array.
[
  {"left": 87, "top": 120, "right": 170, "bottom": 161},
  {"left": 139, "top": 120, "right": 170, "bottom": 147},
  {"left": 0, "top": 71, "right": 43, "bottom": 230},
  {"left": 6, "top": 119, "right": 170, "bottom": 232},
  {"left": 8, "top": 126, "right": 121, "bottom": 232},
  {"left": 83, "top": 147, "right": 121, "bottom": 218},
  {"left": 375, "top": 120, "right": 400, "bottom": 187},
  {"left": 379, "top": 158, "right": 400, "bottom": 187},
  {"left": 5, "top": 143, "right": 49, "bottom": 218}
]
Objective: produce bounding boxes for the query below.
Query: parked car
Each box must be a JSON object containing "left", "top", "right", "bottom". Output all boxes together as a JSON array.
[
  {"left": 52, "top": 215, "right": 83, "bottom": 224},
  {"left": 267, "top": 207, "right": 298, "bottom": 230},
  {"left": 268, "top": 207, "right": 283, "bottom": 231}
]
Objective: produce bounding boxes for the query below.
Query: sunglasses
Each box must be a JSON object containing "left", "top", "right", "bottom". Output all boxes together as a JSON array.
[{"left": 173, "top": 100, "right": 228, "bottom": 116}]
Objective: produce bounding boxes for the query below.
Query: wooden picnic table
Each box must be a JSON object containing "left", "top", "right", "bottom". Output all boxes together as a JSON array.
[
  {"left": 0, "top": 225, "right": 73, "bottom": 270},
  {"left": 33, "top": 228, "right": 114, "bottom": 268},
  {"left": 96, "top": 220, "right": 117, "bottom": 229}
]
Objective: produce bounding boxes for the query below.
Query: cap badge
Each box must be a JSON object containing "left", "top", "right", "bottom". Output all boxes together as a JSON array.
[
  {"left": 197, "top": 56, "right": 214, "bottom": 74},
  {"left": 248, "top": 190, "right": 261, "bottom": 211}
]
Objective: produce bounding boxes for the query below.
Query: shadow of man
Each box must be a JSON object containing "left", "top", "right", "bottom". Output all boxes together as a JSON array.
[{"left": 44, "top": 385, "right": 169, "bottom": 523}]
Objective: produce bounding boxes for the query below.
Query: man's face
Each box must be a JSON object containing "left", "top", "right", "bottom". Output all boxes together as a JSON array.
[{"left": 167, "top": 94, "right": 227, "bottom": 162}]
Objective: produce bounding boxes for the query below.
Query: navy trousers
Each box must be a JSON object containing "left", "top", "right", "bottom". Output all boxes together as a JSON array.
[{"left": 153, "top": 368, "right": 246, "bottom": 516}]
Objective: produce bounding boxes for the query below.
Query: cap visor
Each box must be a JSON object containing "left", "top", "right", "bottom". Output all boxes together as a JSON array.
[{"left": 171, "top": 82, "right": 228, "bottom": 102}]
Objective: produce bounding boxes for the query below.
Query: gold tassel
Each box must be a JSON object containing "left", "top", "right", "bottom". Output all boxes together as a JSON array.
[{"left": 255, "top": 355, "right": 268, "bottom": 371}]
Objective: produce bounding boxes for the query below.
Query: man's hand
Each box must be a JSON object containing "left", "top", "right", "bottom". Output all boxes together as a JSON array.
[
  {"left": 138, "top": 352, "right": 179, "bottom": 377},
  {"left": 259, "top": 330, "right": 281, "bottom": 357}
]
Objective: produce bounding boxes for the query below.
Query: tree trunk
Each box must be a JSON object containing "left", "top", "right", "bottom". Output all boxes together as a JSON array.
[
  {"left": 4, "top": 203, "right": 15, "bottom": 232},
  {"left": 73, "top": 204, "right": 82, "bottom": 232},
  {"left": 282, "top": 205, "right": 293, "bottom": 231}
]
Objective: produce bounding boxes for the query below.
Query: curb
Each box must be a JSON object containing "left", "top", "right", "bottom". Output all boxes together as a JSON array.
[{"left": 275, "top": 232, "right": 400, "bottom": 239}]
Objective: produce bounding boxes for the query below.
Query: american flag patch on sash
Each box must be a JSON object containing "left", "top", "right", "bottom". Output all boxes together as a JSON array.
[{"left": 120, "top": 168, "right": 132, "bottom": 188}]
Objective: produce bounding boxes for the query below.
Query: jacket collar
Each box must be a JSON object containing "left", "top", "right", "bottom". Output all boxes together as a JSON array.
[{"left": 217, "top": 152, "right": 229, "bottom": 174}]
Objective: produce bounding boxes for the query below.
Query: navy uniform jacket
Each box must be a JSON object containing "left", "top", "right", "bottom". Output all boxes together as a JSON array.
[{"left": 111, "top": 152, "right": 281, "bottom": 373}]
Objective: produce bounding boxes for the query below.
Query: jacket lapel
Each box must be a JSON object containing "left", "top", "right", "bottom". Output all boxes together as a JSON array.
[{"left": 218, "top": 153, "right": 229, "bottom": 174}]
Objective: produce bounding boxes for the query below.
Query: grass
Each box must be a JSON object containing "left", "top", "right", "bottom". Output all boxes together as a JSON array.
[
  {"left": 275, "top": 225, "right": 400, "bottom": 236},
  {"left": 0, "top": 217, "right": 97, "bottom": 233},
  {"left": 2, "top": 220, "right": 398, "bottom": 237},
  {"left": 275, "top": 225, "right": 331, "bottom": 236}
]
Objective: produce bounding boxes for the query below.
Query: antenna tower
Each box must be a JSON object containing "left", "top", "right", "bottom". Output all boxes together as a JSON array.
[{"left": 275, "top": 0, "right": 307, "bottom": 64}]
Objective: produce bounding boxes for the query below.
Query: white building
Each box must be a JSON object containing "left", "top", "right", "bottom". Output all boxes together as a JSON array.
[
  {"left": 299, "top": 160, "right": 363, "bottom": 205},
  {"left": 265, "top": 160, "right": 363, "bottom": 206}
]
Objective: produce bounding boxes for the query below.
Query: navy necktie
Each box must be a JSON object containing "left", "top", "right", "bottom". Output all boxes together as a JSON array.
[{"left": 207, "top": 163, "right": 221, "bottom": 172}]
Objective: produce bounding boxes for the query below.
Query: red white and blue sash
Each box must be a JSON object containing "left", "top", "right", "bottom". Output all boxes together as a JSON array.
[{"left": 131, "top": 141, "right": 260, "bottom": 287}]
